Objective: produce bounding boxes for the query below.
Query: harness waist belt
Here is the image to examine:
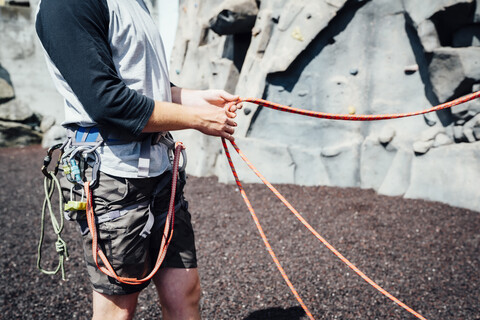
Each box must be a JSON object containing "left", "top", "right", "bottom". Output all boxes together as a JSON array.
[{"left": 65, "top": 126, "right": 174, "bottom": 178}]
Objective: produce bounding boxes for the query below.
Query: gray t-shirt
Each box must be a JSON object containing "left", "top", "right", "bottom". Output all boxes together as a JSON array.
[{"left": 36, "top": 0, "right": 172, "bottom": 178}]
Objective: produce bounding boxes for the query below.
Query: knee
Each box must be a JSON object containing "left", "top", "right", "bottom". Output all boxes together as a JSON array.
[
  {"left": 161, "top": 275, "right": 201, "bottom": 311},
  {"left": 92, "top": 291, "right": 139, "bottom": 320},
  {"left": 189, "top": 276, "right": 202, "bottom": 305},
  {"left": 93, "top": 307, "right": 136, "bottom": 320}
]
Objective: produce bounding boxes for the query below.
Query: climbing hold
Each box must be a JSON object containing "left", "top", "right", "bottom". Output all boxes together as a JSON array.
[
  {"left": 291, "top": 26, "right": 304, "bottom": 41},
  {"left": 404, "top": 64, "right": 419, "bottom": 75},
  {"left": 413, "top": 140, "right": 434, "bottom": 154},
  {"left": 298, "top": 90, "right": 309, "bottom": 97},
  {"left": 378, "top": 126, "right": 396, "bottom": 144},
  {"left": 348, "top": 106, "right": 356, "bottom": 115}
]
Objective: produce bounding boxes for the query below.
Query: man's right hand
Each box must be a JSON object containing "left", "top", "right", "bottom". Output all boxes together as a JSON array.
[
  {"left": 191, "top": 103, "right": 238, "bottom": 141},
  {"left": 143, "top": 88, "right": 242, "bottom": 142}
]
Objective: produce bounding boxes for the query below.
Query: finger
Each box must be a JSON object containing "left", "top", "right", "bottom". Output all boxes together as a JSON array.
[
  {"left": 228, "top": 104, "right": 238, "bottom": 113},
  {"left": 226, "top": 118, "right": 237, "bottom": 127},
  {"left": 225, "top": 104, "right": 238, "bottom": 118},
  {"left": 226, "top": 102, "right": 236, "bottom": 112},
  {"left": 229, "top": 102, "right": 243, "bottom": 112},
  {"left": 224, "top": 125, "right": 235, "bottom": 135},
  {"left": 220, "top": 91, "right": 240, "bottom": 102},
  {"left": 226, "top": 110, "right": 237, "bottom": 118},
  {"left": 222, "top": 132, "right": 235, "bottom": 142}
]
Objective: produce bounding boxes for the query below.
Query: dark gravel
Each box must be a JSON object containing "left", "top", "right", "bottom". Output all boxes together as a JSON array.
[{"left": 1, "top": 145, "right": 479, "bottom": 320}]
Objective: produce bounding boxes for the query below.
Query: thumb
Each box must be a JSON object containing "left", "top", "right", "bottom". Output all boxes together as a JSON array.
[{"left": 219, "top": 90, "right": 240, "bottom": 102}]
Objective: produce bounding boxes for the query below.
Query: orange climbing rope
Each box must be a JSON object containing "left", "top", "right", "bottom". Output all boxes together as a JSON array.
[
  {"left": 223, "top": 90, "right": 480, "bottom": 319},
  {"left": 223, "top": 139, "right": 424, "bottom": 320},
  {"left": 84, "top": 142, "right": 185, "bottom": 285},
  {"left": 240, "top": 90, "right": 480, "bottom": 121}
]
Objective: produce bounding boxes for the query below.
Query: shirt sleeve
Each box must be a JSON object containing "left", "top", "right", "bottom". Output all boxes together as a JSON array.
[{"left": 35, "top": 0, "right": 154, "bottom": 137}]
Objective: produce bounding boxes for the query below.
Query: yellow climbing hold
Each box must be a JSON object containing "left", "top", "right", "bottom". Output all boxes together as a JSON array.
[
  {"left": 291, "top": 26, "right": 304, "bottom": 41},
  {"left": 348, "top": 106, "right": 356, "bottom": 115}
]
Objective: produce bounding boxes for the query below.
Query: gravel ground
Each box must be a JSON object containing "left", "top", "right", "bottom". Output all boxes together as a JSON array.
[{"left": 1, "top": 145, "right": 479, "bottom": 320}]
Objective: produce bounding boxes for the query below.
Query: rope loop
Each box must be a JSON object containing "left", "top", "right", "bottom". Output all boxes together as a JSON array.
[
  {"left": 84, "top": 142, "right": 185, "bottom": 285},
  {"left": 37, "top": 170, "right": 69, "bottom": 281}
]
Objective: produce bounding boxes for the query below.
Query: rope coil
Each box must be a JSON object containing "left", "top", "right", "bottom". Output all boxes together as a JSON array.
[
  {"left": 84, "top": 142, "right": 185, "bottom": 285},
  {"left": 37, "top": 171, "right": 69, "bottom": 280}
]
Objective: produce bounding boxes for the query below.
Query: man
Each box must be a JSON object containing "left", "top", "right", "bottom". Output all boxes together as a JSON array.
[{"left": 35, "top": 0, "right": 242, "bottom": 319}]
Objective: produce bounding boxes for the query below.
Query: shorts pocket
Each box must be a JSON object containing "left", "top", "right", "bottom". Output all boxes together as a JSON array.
[
  {"left": 92, "top": 173, "right": 129, "bottom": 214},
  {"left": 96, "top": 205, "right": 151, "bottom": 273}
]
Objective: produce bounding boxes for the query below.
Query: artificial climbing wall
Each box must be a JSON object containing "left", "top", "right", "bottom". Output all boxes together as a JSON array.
[{"left": 170, "top": 0, "right": 480, "bottom": 212}]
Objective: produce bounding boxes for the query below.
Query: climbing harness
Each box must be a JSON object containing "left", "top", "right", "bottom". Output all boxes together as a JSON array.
[
  {"left": 84, "top": 141, "right": 185, "bottom": 285},
  {"left": 38, "top": 128, "right": 186, "bottom": 285},
  {"left": 222, "top": 90, "right": 480, "bottom": 320}
]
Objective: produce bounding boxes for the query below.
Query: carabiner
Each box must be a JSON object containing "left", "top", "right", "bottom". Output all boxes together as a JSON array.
[{"left": 41, "top": 143, "right": 64, "bottom": 179}]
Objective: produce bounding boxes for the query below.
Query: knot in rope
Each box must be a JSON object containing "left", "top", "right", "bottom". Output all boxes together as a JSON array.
[{"left": 55, "top": 238, "right": 68, "bottom": 257}]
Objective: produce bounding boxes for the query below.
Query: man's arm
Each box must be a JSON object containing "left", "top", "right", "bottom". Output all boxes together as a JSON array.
[
  {"left": 143, "top": 88, "right": 242, "bottom": 141},
  {"left": 36, "top": 0, "right": 242, "bottom": 140},
  {"left": 36, "top": 0, "right": 154, "bottom": 137}
]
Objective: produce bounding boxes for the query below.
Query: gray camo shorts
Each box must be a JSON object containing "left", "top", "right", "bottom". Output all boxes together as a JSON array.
[{"left": 61, "top": 169, "right": 197, "bottom": 295}]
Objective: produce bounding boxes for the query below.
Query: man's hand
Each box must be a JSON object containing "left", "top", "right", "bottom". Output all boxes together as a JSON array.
[
  {"left": 173, "top": 87, "right": 243, "bottom": 112},
  {"left": 171, "top": 88, "right": 243, "bottom": 141},
  {"left": 192, "top": 103, "right": 238, "bottom": 141},
  {"left": 144, "top": 88, "right": 243, "bottom": 141}
]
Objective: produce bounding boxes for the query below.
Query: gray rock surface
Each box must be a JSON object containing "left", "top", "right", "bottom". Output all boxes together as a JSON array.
[
  {"left": 0, "top": 78, "right": 14, "bottom": 103},
  {"left": 0, "top": 64, "right": 15, "bottom": 104},
  {"left": 0, "top": 98, "right": 35, "bottom": 122},
  {"left": 39, "top": 115, "right": 55, "bottom": 133},
  {"left": 429, "top": 47, "right": 480, "bottom": 103},
  {"left": 170, "top": 0, "right": 480, "bottom": 212},
  {"left": 0, "top": 120, "right": 41, "bottom": 147},
  {"left": 41, "top": 125, "right": 66, "bottom": 149},
  {"left": 208, "top": 0, "right": 258, "bottom": 35},
  {"left": 405, "top": 142, "right": 480, "bottom": 212},
  {"left": 0, "top": 1, "right": 65, "bottom": 124}
]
